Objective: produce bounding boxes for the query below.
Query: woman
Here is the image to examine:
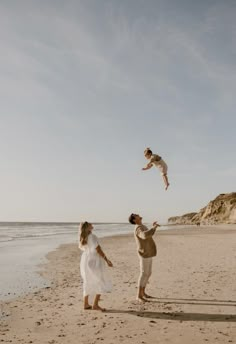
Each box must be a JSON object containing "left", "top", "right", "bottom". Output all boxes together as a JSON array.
[{"left": 79, "top": 221, "right": 113, "bottom": 311}]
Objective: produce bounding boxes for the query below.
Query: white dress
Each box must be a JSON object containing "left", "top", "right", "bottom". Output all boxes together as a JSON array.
[{"left": 79, "top": 233, "right": 112, "bottom": 296}]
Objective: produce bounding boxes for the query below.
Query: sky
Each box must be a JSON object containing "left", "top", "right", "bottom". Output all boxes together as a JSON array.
[{"left": 0, "top": 0, "right": 235, "bottom": 223}]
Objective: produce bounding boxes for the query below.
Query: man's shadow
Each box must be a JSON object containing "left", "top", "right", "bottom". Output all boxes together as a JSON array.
[
  {"left": 106, "top": 298, "right": 236, "bottom": 322},
  {"left": 106, "top": 310, "right": 236, "bottom": 322},
  {"left": 146, "top": 297, "right": 236, "bottom": 307}
]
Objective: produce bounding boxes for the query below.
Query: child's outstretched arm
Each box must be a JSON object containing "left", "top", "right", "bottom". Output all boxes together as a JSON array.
[{"left": 142, "top": 162, "right": 153, "bottom": 171}]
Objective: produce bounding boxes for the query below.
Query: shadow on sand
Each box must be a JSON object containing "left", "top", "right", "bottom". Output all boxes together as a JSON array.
[
  {"left": 106, "top": 298, "right": 236, "bottom": 322},
  {"left": 145, "top": 297, "right": 236, "bottom": 307},
  {"left": 106, "top": 309, "right": 236, "bottom": 322}
]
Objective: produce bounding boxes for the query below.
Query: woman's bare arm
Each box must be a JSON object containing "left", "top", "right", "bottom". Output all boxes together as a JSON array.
[{"left": 96, "top": 245, "right": 113, "bottom": 267}]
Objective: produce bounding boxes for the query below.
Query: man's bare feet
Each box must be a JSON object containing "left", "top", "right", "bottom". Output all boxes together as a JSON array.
[
  {"left": 92, "top": 305, "right": 106, "bottom": 312},
  {"left": 137, "top": 296, "right": 147, "bottom": 303},
  {"left": 143, "top": 293, "right": 153, "bottom": 299}
]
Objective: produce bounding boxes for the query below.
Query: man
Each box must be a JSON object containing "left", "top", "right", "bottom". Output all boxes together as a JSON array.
[{"left": 128, "top": 213, "right": 160, "bottom": 302}]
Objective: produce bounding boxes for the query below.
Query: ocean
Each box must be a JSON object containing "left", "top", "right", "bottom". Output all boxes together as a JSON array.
[{"left": 0, "top": 222, "right": 135, "bottom": 244}]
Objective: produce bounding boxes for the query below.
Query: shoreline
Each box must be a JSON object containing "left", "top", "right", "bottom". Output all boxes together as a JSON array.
[
  {"left": 1, "top": 224, "right": 235, "bottom": 302},
  {"left": 0, "top": 224, "right": 134, "bottom": 301},
  {"left": 1, "top": 225, "right": 236, "bottom": 343}
]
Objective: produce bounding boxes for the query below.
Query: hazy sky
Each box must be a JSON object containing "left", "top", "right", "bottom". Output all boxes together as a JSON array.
[{"left": 0, "top": 0, "right": 235, "bottom": 223}]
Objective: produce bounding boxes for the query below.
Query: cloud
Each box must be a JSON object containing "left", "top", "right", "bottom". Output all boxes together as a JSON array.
[{"left": 1, "top": 1, "right": 235, "bottom": 111}]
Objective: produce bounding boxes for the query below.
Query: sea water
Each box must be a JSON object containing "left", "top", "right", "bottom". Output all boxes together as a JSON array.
[{"left": 0, "top": 222, "right": 133, "bottom": 300}]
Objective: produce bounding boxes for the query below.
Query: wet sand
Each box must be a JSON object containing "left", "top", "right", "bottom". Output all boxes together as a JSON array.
[{"left": 1, "top": 226, "right": 236, "bottom": 343}]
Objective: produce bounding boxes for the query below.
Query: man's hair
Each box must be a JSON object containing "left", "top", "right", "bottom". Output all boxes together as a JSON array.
[{"left": 128, "top": 213, "right": 136, "bottom": 225}]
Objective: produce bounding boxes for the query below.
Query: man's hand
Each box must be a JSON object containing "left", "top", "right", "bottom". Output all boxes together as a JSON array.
[{"left": 153, "top": 221, "right": 160, "bottom": 229}]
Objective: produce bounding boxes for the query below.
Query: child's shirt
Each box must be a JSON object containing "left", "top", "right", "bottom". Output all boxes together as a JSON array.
[{"left": 149, "top": 154, "right": 162, "bottom": 165}]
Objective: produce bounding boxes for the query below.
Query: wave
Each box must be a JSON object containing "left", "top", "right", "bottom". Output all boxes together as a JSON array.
[
  {"left": 0, "top": 236, "right": 13, "bottom": 243},
  {"left": 0, "top": 223, "right": 133, "bottom": 244}
]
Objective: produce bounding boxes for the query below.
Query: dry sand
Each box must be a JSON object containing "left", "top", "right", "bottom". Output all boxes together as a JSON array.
[{"left": 1, "top": 226, "right": 236, "bottom": 343}]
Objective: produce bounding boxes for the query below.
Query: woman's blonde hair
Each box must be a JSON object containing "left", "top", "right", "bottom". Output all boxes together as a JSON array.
[{"left": 79, "top": 221, "right": 91, "bottom": 246}]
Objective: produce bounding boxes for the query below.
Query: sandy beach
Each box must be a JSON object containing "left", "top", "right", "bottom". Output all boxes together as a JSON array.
[{"left": 1, "top": 226, "right": 236, "bottom": 343}]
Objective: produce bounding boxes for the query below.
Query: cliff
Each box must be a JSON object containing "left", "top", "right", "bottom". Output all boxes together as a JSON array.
[{"left": 168, "top": 192, "right": 236, "bottom": 225}]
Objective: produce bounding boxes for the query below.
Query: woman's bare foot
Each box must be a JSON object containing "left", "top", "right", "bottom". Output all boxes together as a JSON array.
[
  {"left": 92, "top": 305, "right": 106, "bottom": 312},
  {"left": 84, "top": 305, "right": 92, "bottom": 310},
  {"left": 165, "top": 183, "right": 170, "bottom": 190}
]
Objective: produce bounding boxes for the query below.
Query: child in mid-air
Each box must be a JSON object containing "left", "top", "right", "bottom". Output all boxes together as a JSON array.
[{"left": 142, "top": 147, "right": 170, "bottom": 190}]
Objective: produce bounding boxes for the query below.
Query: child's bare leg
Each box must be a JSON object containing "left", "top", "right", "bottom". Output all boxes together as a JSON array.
[
  {"left": 163, "top": 174, "right": 170, "bottom": 190},
  {"left": 92, "top": 294, "right": 106, "bottom": 311},
  {"left": 83, "top": 295, "right": 92, "bottom": 310}
]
